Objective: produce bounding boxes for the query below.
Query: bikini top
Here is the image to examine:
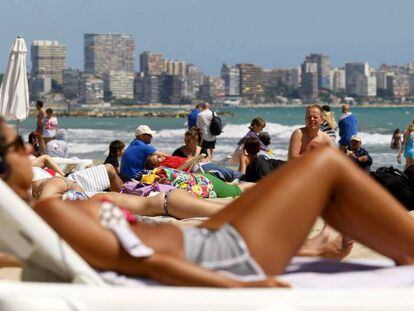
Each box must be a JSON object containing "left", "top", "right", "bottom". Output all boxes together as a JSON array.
[{"left": 99, "top": 200, "right": 154, "bottom": 258}]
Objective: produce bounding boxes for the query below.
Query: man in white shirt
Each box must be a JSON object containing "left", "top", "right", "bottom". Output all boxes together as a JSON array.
[{"left": 196, "top": 102, "right": 216, "bottom": 160}]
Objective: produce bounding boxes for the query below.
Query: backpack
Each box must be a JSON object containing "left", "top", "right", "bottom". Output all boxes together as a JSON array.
[
  {"left": 370, "top": 166, "right": 414, "bottom": 210},
  {"left": 209, "top": 111, "right": 223, "bottom": 136}
]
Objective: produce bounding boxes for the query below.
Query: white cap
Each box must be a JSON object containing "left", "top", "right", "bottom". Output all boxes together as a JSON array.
[
  {"left": 350, "top": 135, "right": 361, "bottom": 142},
  {"left": 135, "top": 125, "right": 156, "bottom": 137}
]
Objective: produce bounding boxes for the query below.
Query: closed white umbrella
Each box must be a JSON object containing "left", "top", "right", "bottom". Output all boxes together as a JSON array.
[{"left": 0, "top": 36, "right": 29, "bottom": 132}]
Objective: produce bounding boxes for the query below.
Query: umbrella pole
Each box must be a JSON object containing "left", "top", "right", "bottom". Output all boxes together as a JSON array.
[{"left": 16, "top": 120, "right": 20, "bottom": 134}]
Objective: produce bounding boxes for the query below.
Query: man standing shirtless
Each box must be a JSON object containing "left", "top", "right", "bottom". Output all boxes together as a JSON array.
[{"left": 288, "top": 105, "right": 334, "bottom": 160}]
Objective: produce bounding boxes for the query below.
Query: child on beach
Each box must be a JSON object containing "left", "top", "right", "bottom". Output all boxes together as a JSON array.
[
  {"left": 104, "top": 140, "right": 126, "bottom": 173},
  {"left": 237, "top": 117, "right": 267, "bottom": 150}
]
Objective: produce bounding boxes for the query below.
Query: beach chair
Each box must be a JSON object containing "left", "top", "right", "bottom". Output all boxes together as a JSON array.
[
  {"left": 2, "top": 180, "right": 414, "bottom": 309},
  {"left": 52, "top": 157, "right": 93, "bottom": 175},
  {"left": 0, "top": 179, "right": 104, "bottom": 285}
]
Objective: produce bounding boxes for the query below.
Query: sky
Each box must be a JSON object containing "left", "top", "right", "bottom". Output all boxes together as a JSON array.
[{"left": 1, "top": 0, "right": 414, "bottom": 76}]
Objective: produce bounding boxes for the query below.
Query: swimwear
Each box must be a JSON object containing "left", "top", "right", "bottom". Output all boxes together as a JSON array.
[
  {"left": 183, "top": 224, "right": 266, "bottom": 281},
  {"left": 98, "top": 201, "right": 266, "bottom": 281},
  {"left": 99, "top": 200, "right": 153, "bottom": 258},
  {"left": 404, "top": 132, "right": 414, "bottom": 158}
]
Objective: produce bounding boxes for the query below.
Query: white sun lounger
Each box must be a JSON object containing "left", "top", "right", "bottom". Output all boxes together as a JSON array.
[{"left": 2, "top": 179, "right": 414, "bottom": 310}]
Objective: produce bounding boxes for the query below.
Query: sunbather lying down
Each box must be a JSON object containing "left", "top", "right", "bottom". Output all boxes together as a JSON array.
[{"left": 1, "top": 117, "right": 414, "bottom": 287}]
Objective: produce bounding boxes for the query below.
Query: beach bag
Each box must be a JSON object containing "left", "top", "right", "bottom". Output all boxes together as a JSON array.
[
  {"left": 371, "top": 166, "right": 414, "bottom": 210},
  {"left": 209, "top": 111, "right": 223, "bottom": 136}
]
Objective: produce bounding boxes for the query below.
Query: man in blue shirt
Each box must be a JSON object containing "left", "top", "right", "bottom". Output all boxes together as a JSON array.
[
  {"left": 120, "top": 125, "right": 167, "bottom": 181},
  {"left": 347, "top": 135, "right": 372, "bottom": 172},
  {"left": 187, "top": 104, "right": 201, "bottom": 129},
  {"left": 338, "top": 104, "right": 358, "bottom": 151}
]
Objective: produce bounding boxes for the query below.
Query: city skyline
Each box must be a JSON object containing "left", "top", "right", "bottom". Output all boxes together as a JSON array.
[{"left": 1, "top": 0, "right": 414, "bottom": 75}]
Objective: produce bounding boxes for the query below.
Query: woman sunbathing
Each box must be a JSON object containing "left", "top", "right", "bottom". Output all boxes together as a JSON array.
[{"left": 2, "top": 117, "right": 414, "bottom": 287}]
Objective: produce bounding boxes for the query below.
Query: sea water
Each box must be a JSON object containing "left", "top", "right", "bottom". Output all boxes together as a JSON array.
[{"left": 17, "top": 106, "right": 414, "bottom": 170}]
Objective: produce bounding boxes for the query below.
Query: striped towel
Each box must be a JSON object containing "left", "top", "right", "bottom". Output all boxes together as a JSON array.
[{"left": 67, "top": 165, "right": 110, "bottom": 197}]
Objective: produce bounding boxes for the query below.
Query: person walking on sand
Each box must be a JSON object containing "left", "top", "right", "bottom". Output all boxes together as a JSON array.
[
  {"left": 196, "top": 102, "right": 216, "bottom": 161},
  {"left": 338, "top": 104, "right": 358, "bottom": 152},
  {"left": 398, "top": 122, "right": 414, "bottom": 169},
  {"left": 288, "top": 105, "right": 334, "bottom": 160},
  {"left": 187, "top": 103, "right": 201, "bottom": 129},
  {"left": 41, "top": 108, "right": 58, "bottom": 146},
  {"left": 391, "top": 128, "right": 402, "bottom": 151}
]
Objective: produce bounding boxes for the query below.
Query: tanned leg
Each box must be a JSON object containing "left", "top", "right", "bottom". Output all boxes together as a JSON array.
[
  {"left": 203, "top": 147, "right": 414, "bottom": 275},
  {"left": 93, "top": 189, "right": 226, "bottom": 219}
]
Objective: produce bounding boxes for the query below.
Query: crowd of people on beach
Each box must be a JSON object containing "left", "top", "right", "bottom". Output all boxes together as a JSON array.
[{"left": 1, "top": 101, "right": 414, "bottom": 287}]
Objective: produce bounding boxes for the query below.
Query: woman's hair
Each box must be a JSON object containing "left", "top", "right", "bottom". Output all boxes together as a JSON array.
[
  {"left": 322, "top": 105, "right": 331, "bottom": 112},
  {"left": 393, "top": 128, "right": 401, "bottom": 136},
  {"left": 408, "top": 124, "right": 414, "bottom": 133},
  {"left": 249, "top": 117, "right": 266, "bottom": 130},
  {"left": 323, "top": 110, "right": 337, "bottom": 130},
  {"left": 28, "top": 131, "right": 40, "bottom": 145},
  {"left": 244, "top": 137, "right": 261, "bottom": 156},
  {"left": 108, "top": 140, "right": 125, "bottom": 157},
  {"left": 46, "top": 108, "right": 54, "bottom": 115},
  {"left": 186, "top": 126, "right": 203, "bottom": 146}
]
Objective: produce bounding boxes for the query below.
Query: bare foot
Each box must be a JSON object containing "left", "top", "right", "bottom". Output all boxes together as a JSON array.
[{"left": 299, "top": 225, "right": 354, "bottom": 260}]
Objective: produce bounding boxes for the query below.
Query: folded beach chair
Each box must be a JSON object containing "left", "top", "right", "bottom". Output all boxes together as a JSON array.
[
  {"left": 0, "top": 179, "right": 104, "bottom": 285},
  {"left": 52, "top": 157, "right": 93, "bottom": 175}
]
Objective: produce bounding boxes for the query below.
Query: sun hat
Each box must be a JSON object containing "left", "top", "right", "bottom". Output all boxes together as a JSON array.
[
  {"left": 350, "top": 135, "right": 361, "bottom": 142},
  {"left": 135, "top": 125, "right": 157, "bottom": 137}
]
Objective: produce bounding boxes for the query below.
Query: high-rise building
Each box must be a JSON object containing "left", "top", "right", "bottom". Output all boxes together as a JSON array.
[
  {"left": 237, "top": 64, "right": 264, "bottom": 99},
  {"left": 387, "top": 74, "right": 409, "bottom": 98},
  {"left": 304, "top": 54, "right": 331, "bottom": 89},
  {"left": 300, "top": 62, "right": 318, "bottom": 100},
  {"left": 84, "top": 33, "right": 135, "bottom": 77},
  {"left": 143, "top": 75, "right": 162, "bottom": 103},
  {"left": 31, "top": 40, "right": 67, "bottom": 83},
  {"left": 79, "top": 74, "right": 104, "bottom": 105},
  {"left": 356, "top": 70, "right": 377, "bottom": 97},
  {"left": 140, "top": 51, "right": 165, "bottom": 76},
  {"left": 29, "top": 75, "right": 52, "bottom": 98},
  {"left": 161, "top": 75, "right": 186, "bottom": 104},
  {"left": 345, "top": 62, "right": 369, "bottom": 95},
  {"left": 62, "top": 68, "right": 82, "bottom": 99},
  {"left": 284, "top": 68, "right": 301, "bottom": 89},
  {"left": 221, "top": 64, "right": 240, "bottom": 97},
  {"left": 330, "top": 68, "right": 346, "bottom": 92},
  {"left": 103, "top": 71, "right": 134, "bottom": 100},
  {"left": 164, "top": 60, "right": 186, "bottom": 78}
]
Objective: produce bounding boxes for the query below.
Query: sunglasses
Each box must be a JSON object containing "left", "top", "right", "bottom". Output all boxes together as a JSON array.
[{"left": 0, "top": 135, "right": 25, "bottom": 157}]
